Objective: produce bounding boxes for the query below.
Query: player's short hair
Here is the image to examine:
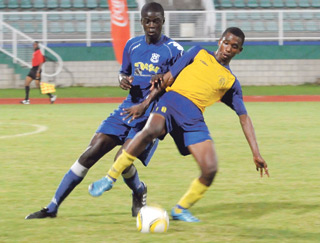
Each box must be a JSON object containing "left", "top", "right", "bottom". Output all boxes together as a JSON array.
[
  {"left": 222, "top": 27, "right": 245, "bottom": 46},
  {"left": 141, "top": 2, "right": 164, "bottom": 17}
]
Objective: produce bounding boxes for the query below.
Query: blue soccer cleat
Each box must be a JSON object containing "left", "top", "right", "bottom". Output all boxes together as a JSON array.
[
  {"left": 88, "top": 176, "right": 114, "bottom": 197},
  {"left": 171, "top": 206, "right": 200, "bottom": 222}
]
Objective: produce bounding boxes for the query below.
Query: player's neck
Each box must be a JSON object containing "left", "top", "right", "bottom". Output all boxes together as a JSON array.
[
  {"left": 214, "top": 51, "right": 231, "bottom": 66},
  {"left": 145, "top": 35, "right": 161, "bottom": 45}
]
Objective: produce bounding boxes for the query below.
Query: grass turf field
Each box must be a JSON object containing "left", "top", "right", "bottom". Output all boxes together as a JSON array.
[
  {"left": 1, "top": 84, "right": 320, "bottom": 98},
  {"left": 1, "top": 101, "right": 320, "bottom": 242}
]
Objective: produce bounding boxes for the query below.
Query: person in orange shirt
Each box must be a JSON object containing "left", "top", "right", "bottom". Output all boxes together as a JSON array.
[{"left": 20, "top": 41, "right": 57, "bottom": 104}]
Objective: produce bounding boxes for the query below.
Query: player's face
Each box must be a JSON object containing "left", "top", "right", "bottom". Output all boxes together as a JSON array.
[
  {"left": 141, "top": 11, "right": 164, "bottom": 44},
  {"left": 216, "top": 32, "right": 243, "bottom": 65}
]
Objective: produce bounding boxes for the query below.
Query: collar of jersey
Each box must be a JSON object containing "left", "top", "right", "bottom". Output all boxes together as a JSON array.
[
  {"left": 144, "top": 34, "right": 165, "bottom": 46},
  {"left": 209, "top": 50, "right": 231, "bottom": 70}
]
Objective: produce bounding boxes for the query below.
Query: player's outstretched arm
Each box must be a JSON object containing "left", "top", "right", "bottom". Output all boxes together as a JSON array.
[
  {"left": 239, "top": 114, "right": 269, "bottom": 177},
  {"left": 122, "top": 71, "right": 175, "bottom": 122}
]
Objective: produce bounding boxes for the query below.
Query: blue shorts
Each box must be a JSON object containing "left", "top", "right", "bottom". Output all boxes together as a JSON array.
[
  {"left": 96, "top": 115, "right": 144, "bottom": 144},
  {"left": 152, "top": 91, "right": 212, "bottom": 156},
  {"left": 96, "top": 112, "right": 158, "bottom": 166}
]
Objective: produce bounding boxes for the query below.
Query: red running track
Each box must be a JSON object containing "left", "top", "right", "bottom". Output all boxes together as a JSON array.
[{"left": 1, "top": 95, "right": 320, "bottom": 105}]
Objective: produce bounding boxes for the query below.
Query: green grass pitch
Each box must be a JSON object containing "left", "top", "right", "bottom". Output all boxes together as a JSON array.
[{"left": 1, "top": 102, "right": 319, "bottom": 242}]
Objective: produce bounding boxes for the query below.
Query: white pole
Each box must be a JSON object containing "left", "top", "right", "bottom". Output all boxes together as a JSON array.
[
  {"left": 87, "top": 12, "right": 91, "bottom": 47},
  {"left": 13, "top": 31, "right": 17, "bottom": 63},
  {"left": 164, "top": 11, "right": 169, "bottom": 36},
  {"left": 0, "top": 13, "right": 3, "bottom": 48},
  {"left": 42, "top": 12, "right": 47, "bottom": 46},
  {"left": 130, "top": 11, "right": 134, "bottom": 39},
  {"left": 278, "top": 11, "right": 284, "bottom": 46}
]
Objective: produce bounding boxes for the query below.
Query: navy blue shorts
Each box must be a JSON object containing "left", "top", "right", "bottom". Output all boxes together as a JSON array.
[
  {"left": 152, "top": 91, "right": 212, "bottom": 156},
  {"left": 96, "top": 112, "right": 158, "bottom": 166}
]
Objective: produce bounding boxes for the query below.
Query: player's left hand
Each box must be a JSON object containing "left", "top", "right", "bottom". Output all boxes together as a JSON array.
[
  {"left": 253, "top": 155, "right": 269, "bottom": 177},
  {"left": 121, "top": 104, "right": 146, "bottom": 123},
  {"left": 150, "top": 74, "right": 164, "bottom": 91}
]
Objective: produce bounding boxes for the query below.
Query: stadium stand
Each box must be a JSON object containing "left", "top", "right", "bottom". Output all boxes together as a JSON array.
[
  {"left": 0, "top": 0, "right": 122, "bottom": 10},
  {"left": 214, "top": 0, "right": 320, "bottom": 9}
]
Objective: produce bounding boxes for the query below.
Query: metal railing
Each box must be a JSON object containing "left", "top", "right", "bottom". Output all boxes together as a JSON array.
[
  {"left": 0, "top": 21, "right": 63, "bottom": 77},
  {"left": 0, "top": 9, "right": 319, "bottom": 46}
]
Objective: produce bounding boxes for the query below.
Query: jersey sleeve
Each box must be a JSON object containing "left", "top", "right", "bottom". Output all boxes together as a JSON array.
[
  {"left": 221, "top": 79, "right": 247, "bottom": 116},
  {"left": 167, "top": 41, "right": 184, "bottom": 67},
  {"left": 119, "top": 40, "right": 132, "bottom": 76},
  {"left": 169, "top": 45, "right": 202, "bottom": 78}
]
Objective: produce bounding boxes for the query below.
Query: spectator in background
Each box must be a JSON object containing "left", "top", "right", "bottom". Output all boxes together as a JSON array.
[{"left": 20, "top": 41, "right": 57, "bottom": 105}]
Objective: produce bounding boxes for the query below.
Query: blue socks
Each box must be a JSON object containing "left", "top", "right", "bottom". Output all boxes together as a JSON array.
[
  {"left": 47, "top": 161, "right": 88, "bottom": 213},
  {"left": 122, "top": 165, "right": 145, "bottom": 195}
]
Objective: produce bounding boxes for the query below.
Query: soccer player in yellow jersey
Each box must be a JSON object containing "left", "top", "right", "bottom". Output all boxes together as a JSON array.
[{"left": 88, "top": 27, "right": 269, "bottom": 222}]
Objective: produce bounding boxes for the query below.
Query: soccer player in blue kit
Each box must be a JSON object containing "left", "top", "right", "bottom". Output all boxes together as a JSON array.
[
  {"left": 25, "top": 2, "right": 183, "bottom": 219},
  {"left": 88, "top": 27, "right": 269, "bottom": 222}
]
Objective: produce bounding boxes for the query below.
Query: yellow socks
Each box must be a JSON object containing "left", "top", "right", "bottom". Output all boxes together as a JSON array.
[
  {"left": 177, "top": 178, "right": 209, "bottom": 209},
  {"left": 107, "top": 150, "right": 136, "bottom": 181}
]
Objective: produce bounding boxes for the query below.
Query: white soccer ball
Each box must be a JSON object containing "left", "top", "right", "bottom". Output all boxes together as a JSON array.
[{"left": 136, "top": 206, "right": 169, "bottom": 233}]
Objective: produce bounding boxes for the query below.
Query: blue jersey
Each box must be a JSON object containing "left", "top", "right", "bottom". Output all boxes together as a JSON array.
[{"left": 116, "top": 34, "right": 184, "bottom": 127}]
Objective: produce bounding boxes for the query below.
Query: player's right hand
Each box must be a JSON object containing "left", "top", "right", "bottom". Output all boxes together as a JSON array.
[
  {"left": 119, "top": 75, "right": 133, "bottom": 90},
  {"left": 253, "top": 155, "right": 269, "bottom": 177}
]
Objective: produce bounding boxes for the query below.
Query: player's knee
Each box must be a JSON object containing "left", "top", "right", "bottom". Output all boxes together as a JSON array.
[
  {"left": 142, "top": 126, "right": 161, "bottom": 141},
  {"left": 201, "top": 162, "right": 218, "bottom": 186},
  {"left": 122, "top": 164, "right": 136, "bottom": 177}
]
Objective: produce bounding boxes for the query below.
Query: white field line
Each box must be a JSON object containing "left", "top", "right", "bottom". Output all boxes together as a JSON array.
[{"left": 0, "top": 123, "right": 48, "bottom": 139}]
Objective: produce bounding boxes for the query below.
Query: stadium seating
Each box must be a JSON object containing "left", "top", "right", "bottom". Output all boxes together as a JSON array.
[
  {"left": 247, "top": 0, "right": 259, "bottom": 8},
  {"left": 34, "top": 0, "right": 45, "bottom": 9},
  {"left": 266, "top": 21, "right": 278, "bottom": 32},
  {"left": 311, "top": 0, "right": 320, "bottom": 7},
  {"left": 253, "top": 21, "right": 265, "bottom": 31},
  {"left": 99, "top": 0, "right": 109, "bottom": 8},
  {"left": 23, "top": 23, "right": 35, "bottom": 33},
  {"left": 0, "top": 0, "right": 138, "bottom": 9},
  {"left": 92, "top": 22, "right": 102, "bottom": 32},
  {"left": 262, "top": 12, "right": 276, "bottom": 20},
  {"left": 234, "top": 0, "right": 246, "bottom": 8},
  {"left": 21, "top": 14, "right": 34, "bottom": 21},
  {"left": 87, "top": 0, "right": 98, "bottom": 9},
  {"left": 220, "top": 0, "right": 233, "bottom": 8},
  {"left": 298, "top": 0, "right": 310, "bottom": 8},
  {"left": 47, "top": 0, "right": 59, "bottom": 9},
  {"left": 272, "top": 0, "right": 285, "bottom": 8},
  {"left": 260, "top": 0, "right": 272, "bottom": 8},
  {"left": 8, "top": 0, "right": 19, "bottom": 9},
  {"left": 214, "top": 0, "right": 319, "bottom": 9},
  {"left": 77, "top": 22, "right": 87, "bottom": 32},
  {"left": 292, "top": 21, "right": 305, "bottom": 31},
  {"left": 0, "top": 0, "right": 5, "bottom": 9},
  {"left": 250, "top": 12, "right": 261, "bottom": 20},
  {"left": 306, "top": 21, "right": 318, "bottom": 31},
  {"left": 20, "top": 0, "right": 32, "bottom": 8},
  {"left": 73, "top": 0, "right": 85, "bottom": 8},
  {"left": 75, "top": 14, "right": 86, "bottom": 21},
  {"left": 302, "top": 12, "right": 313, "bottom": 20},
  {"left": 285, "top": 0, "right": 298, "bottom": 8},
  {"left": 60, "top": 0, "right": 72, "bottom": 8},
  {"left": 48, "top": 14, "right": 60, "bottom": 21},
  {"left": 63, "top": 22, "right": 75, "bottom": 33},
  {"left": 49, "top": 22, "right": 62, "bottom": 33},
  {"left": 127, "top": 0, "right": 138, "bottom": 8}
]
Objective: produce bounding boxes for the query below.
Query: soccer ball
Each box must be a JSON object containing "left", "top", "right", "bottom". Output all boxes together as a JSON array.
[{"left": 136, "top": 206, "right": 169, "bottom": 233}]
